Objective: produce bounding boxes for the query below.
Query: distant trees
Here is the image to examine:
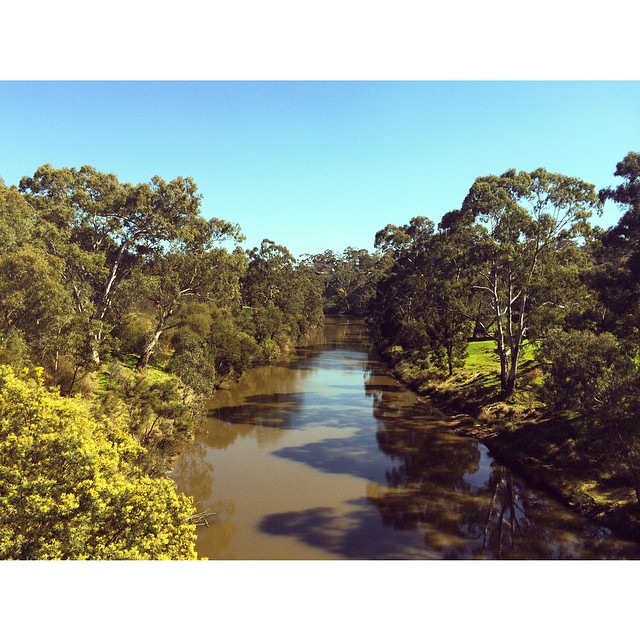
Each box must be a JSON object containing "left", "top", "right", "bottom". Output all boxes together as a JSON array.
[
  {"left": 241, "top": 239, "right": 324, "bottom": 357},
  {"left": 302, "top": 247, "right": 382, "bottom": 317}
]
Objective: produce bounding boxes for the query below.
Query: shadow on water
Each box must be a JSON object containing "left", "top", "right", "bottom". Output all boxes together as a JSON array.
[
  {"left": 264, "top": 323, "right": 640, "bottom": 558},
  {"left": 364, "top": 372, "right": 640, "bottom": 559},
  {"left": 260, "top": 498, "right": 440, "bottom": 559},
  {"left": 175, "top": 317, "right": 640, "bottom": 559}
]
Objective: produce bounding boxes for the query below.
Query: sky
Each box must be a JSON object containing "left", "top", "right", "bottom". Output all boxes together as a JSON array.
[{"left": 1, "top": 80, "right": 638, "bottom": 258}]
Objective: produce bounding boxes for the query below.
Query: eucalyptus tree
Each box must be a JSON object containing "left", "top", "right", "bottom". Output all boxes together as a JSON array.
[
  {"left": 370, "top": 217, "right": 436, "bottom": 353},
  {"left": 594, "top": 152, "right": 640, "bottom": 340},
  {"left": 242, "top": 239, "right": 297, "bottom": 308},
  {"left": 132, "top": 218, "right": 245, "bottom": 369},
  {"left": 423, "top": 226, "right": 474, "bottom": 376},
  {"left": 372, "top": 215, "right": 472, "bottom": 375},
  {"left": 460, "top": 168, "right": 601, "bottom": 395},
  {"left": 18, "top": 165, "right": 210, "bottom": 365},
  {"left": 302, "top": 248, "right": 380, "bottom": 316},
  {"left": 301, "top": 249, "right": 339, "bottom": 297},
  {"left": 600, "top": 152, "right": 640, "bottom": 241},
  {"left": 241, "top": 239, "right": 324, "bottom": 351},
  {"left": 0, "top": 181, "right": 37, "bottom": 250},
  {"left": 0, "top": 182, "right": 76, "bottom": 374}
]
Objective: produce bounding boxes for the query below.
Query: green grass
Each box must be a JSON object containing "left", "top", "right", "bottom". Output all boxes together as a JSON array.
[
  {"left": 464, "top": 339, "right": 539, "bottom": 370},
  {"left": 464, "top": 339, "right": 499, "bottom": 374},
  {"left": 461, "top": 338, "right": 542, "bottom": 394}
]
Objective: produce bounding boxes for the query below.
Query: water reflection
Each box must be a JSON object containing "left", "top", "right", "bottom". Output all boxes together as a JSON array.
[
  {"left": 172, "top": 317, "right": 640, "bottom": 559},
  {"left": 363, "top": 359, "right": 640, "bottom": 559}
]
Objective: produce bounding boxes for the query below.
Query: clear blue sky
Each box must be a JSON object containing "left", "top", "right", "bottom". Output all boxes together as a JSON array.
[{"left": 1, "top": 81, "right": 638, "bottom": 257}]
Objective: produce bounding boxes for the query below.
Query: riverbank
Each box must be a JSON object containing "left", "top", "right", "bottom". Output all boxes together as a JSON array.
[{"left": 383, "top": 342, "right": 640, "bottom": 543}]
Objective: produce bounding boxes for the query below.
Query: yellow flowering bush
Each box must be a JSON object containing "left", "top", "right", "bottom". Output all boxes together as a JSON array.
[{"left": 0, "top": 365, "right": 197, "bottom": 559}]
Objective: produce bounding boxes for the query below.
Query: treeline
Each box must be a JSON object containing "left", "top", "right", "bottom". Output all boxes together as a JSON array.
[
  {"left": 363, "top": 152, "right": 640, "bottom": 503},
  {"left": 0, "top": 164, "right": 324, "bottom": 558},
  {"left": 1, "top": 165, "right": 323, "bottom": 395}
]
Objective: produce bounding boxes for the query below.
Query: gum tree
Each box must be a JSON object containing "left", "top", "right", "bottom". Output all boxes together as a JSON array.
[
  {"left": 460, "top": 168, "right": 601, "bottom": 395},
  {"left": 19, "top": 165, "right": 208, "bottom": 365}
]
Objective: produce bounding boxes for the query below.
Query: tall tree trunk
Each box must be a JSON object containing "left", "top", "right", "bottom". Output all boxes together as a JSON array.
[
  {"left": 136, "top": 304, "right": 175, "bottom": 370},
  {"left": 136, "top": 329, "right": 163, "bottom": 370},
  {"left": 447, "top": 342, "right": 454, "bottom": 377}
]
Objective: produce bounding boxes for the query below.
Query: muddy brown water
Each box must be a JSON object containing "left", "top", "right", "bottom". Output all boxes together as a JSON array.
[{"left": 171, "top": 317, "right": 640, "bottom": 559}]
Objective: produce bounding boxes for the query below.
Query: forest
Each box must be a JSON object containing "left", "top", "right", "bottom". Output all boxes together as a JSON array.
[{"left": 1, "top": 151, "right": 638, "bottom": 558}]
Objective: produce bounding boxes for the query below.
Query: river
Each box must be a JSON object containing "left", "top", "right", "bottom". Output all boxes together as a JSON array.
[{"left": 171, "top": 317, "right": 640, "bottom": 559}]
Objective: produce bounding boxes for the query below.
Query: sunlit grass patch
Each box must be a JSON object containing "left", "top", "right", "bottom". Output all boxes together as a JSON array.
[{"left": 465, "top": 339, "right": 498, "bottom": 373}]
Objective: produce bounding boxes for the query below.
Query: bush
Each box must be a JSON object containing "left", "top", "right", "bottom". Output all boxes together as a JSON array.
[
  {"left": 0, "top": 365, "right": 197, "bottom": 559},
  {"left": 537, "top": 329, "right": 635, "bottom": 416}
]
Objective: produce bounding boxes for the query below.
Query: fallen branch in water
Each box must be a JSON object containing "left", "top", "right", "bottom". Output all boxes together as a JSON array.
[{"left": 189, "top": 508, "right": 218, "bottom": 527}]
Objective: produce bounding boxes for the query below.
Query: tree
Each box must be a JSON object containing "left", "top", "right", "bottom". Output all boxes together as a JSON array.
[
  {"left": 371, "top": 217, "right": 436, "bottom": 352},
  {"left": 0, "top": 245, "right": 74, "bottom": 372},
  {"left": 0, "top": 365, "right": 197, "bottom": 559},
  {"left": 19, "top": 165, "right": 213, "bottom": 365},
  {"left": 242, "top": 239, "right": 297, "bottom": 309},
  {"left": 460, "top": 168, "right": 600, "bottom": 395},
  {"left": 205, "top": 309, "right": 259, "bottom": 379},
  {"left": 599, "top": 151, "right": 640, "bottom": 246},
  {"left": 132, "top": 219, "right": 245, "bottom": 369},
  {"left": 538, "top": 329, "right": 631, "bottom": 414},
  {"left": 241, "top": 239, "right": 323, "bottom": 352},
  {"left": 538, "top": 329, "right": 640, "bottom": 503},
  {"left": 421, "top": 230, "right": 473, "bottom": 376},
  {"left": 371, "top": 216, "right": 471, "bottom": 375},
  {"left": 0, "top": 182, "right": 37, "bottom": 251},
  {"left": 305, "top": 247, "right": 381, "bottom": 316},
  {"left": 0, "top": 182, "right": 78, "bottom": 375},
  {"left": 95, "top": 364, "right": 196, "bottom": 475},
  {"left": 593, "top": 152, "right": 640, "bottom": 340}
]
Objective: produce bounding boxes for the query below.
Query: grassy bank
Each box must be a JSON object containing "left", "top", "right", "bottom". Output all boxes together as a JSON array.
[{"left": 384, "top": 340, "right": 640, "bottom": 542}]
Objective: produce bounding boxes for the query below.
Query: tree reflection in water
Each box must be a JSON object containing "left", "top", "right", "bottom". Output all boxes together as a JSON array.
[
  {"left": 172, "top": 317, "right": 640, "bottom": 559},
  {"left": 364, "top": 361, "right": 640, "bottom": 559}
]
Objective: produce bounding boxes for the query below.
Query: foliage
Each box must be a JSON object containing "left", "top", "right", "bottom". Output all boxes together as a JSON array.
[
  {"left": 537, "top": 329, "right": 634, "bottom": 415},
  {"left": 302, "top": 247, "right": 382, "bottom": 316},
  {"left": 205, "top": 310, "right": 259, "bottom": 379},
  {"left": 0, "top": 365, "right": 197, "bottom": 559},
  {"left": 0, "top": 182, "right": 37, "bottom": 250},
  {"left": 0, "top": 245, "right": 74, "bottom": 365},
  {"left": 537, "top": 328, "right": 640, "bottom": 502},
  {"left": 94, "top": 363, "right": 196, "bottom": 476},
  {"left": 241, "top": 239, "right": 324, "bottom": 356},
  {"left": 592, "top": 152, "right": 640, "bottom": 341},
  {"left": 370, "top": 216, "right": 472, "bottom": 376},
  {"left": 459, "top": 168, "right": 601, "bottom": 394}
]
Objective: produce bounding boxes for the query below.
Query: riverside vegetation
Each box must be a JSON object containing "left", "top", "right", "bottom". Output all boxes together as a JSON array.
[
  {"left": 0, "top": 166, "right": 323, "bottom": 559},
  {"left": 1, "top": 152, "right": 639, "bottom": 557}
]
